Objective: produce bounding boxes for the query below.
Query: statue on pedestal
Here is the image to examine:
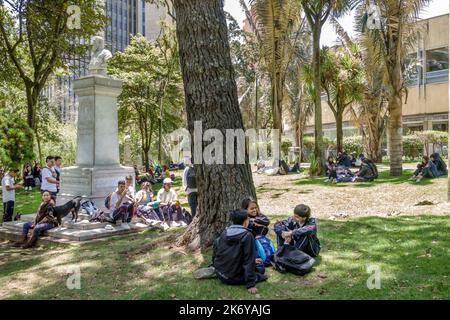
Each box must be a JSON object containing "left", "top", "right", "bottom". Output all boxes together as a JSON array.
[{"left": 88, "top": 36, "right": 112, "bottom": 76}]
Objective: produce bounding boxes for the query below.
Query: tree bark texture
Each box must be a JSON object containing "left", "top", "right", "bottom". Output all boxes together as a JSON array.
[{"left": 173, "top": 0, "right": 257, "bottom": 249}]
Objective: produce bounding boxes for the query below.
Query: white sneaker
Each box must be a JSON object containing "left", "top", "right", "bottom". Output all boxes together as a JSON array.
[
  {"left": 171, "top": 221, "right": 180, "bottom": 228},
  {"left": 121, "top": 223, "right": 131, "bottom": 230},
  {"left": 161, "top": 222, "right": 170, "bottom": 231},
  {"left": 152, "top": 220, "right": 162, "bottom": 227},
  {"left": 179, "top": 221, "right": 187, "bottom": 227}
]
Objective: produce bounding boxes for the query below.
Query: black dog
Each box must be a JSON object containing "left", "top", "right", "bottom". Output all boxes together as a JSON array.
[{"left": 50, "top": 196, "right": 82, "bottom": 226}]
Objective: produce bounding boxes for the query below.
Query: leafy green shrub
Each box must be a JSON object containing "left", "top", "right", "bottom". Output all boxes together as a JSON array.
[
  {"left": 0, "top": 111, "right": 35, "bottom": 171},
  {"left": 342, "top": 135, "right": 364, "bottom": 155},
  {"left": 403, "top": 134, "right": 424, "bottom": 160}
]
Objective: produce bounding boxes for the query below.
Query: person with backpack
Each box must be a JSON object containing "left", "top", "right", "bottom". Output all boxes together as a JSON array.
[
  {"left": 241, "top": 198, "right": 275, "bottom": 266},
  {"left": 431, "top": 153, "right": 447, "bottom": 177},
  {"left": 183, "top": 158, "right": 198, "bottom": 218},
  {"left": 409, "top": 155, "right": 439, "bottom": 182},
  {"left": 274, "top": 204, "right": 321, "bottom": 257},
  {"left": 241, "top": 198, "right": 269, "bottom": 237},
  {"left": 352, "top": 158, "right": 378, "bottom": 182},
  {"left": 195, "top": 209, "right": 267, "bottom": 294}
]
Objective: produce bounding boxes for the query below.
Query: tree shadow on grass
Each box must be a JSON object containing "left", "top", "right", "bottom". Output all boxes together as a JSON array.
[
  {"left": 2, "top": 215, "right": 449, "bottom": 300},
  {"left": 294, "top": 170, "right": 440, "bottom": 188}
]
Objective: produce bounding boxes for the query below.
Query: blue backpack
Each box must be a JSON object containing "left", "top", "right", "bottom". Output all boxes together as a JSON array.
[{"left": 255, "top": 235, "right": 276, "bottom": 266}]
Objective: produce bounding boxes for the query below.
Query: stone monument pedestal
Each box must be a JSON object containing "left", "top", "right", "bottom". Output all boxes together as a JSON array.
[{"left": 58, "top": 75, "right": 134, "bottom": 209}]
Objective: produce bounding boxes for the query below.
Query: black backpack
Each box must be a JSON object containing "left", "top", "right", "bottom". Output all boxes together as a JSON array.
[
  {"left": 186, "top": 167, "right": 197, "bottom": 189},
  {"left": 270, "top": 245, "right": 316, "bottom": 276}
]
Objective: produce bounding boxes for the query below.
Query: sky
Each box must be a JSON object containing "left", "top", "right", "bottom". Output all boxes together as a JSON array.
[{"left": 223, "top": 0, "right": 449, "bottom": 47}]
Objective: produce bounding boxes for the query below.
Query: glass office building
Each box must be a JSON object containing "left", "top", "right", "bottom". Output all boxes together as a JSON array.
[{"left": 47, "top": 0, "right": 169, "bottom": 123}]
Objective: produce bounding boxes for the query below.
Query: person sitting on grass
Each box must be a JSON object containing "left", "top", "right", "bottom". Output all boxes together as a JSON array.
[
  {"left": 431, "top": 153, "right": 447, "bottom": 177},
  {"left": 325, "top": 156, "right": 337, "bottom": 183},
  {"left": 241, "top": 198, "right": 270, "bottom": 237},
  {"left": 409, "top": 155, "right": 439, "bottom": 182},
  {"left": 274, "top": 204, "right": 321, "bottom": 257},
  {"left": 18, "top": 191, "right": 57, "bottom": 248},
  {"left": 194, "top": 209, "right": 267, "bottom": 294},
  {"left": 157, "top": 178, "right": 186, "bottom": 228},
  {"left": 352, "top": 158, "right": 378, "bottom": 182}
]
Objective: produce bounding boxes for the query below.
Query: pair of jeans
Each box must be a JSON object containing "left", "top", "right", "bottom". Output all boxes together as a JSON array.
[
  {"left": 2, "top": 201, "right": 14, "bottom": 222},
  {"left": 111, "top": 203, "right": 134, "bottom": 223},
  {"left": 160, "top": 204, "right": 184, "bottom": 223},
  {"left": 22, "top": 221, "right": 55, "bottom": 237},
  {"left": 187, "top": 192, "right": 198, "bottom": 217}
]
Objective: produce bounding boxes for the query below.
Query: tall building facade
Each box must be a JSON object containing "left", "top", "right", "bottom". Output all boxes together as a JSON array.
[
  {"left": 47, "top": 0, "right": 171, "bottom": 123},
  {"left": 299, "top": 14, "right": 449, "bottom": 139}
]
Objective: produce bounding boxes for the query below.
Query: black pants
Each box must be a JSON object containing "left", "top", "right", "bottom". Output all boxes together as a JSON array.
[
  {"left": 2, "top": 201, "right": 14, "bottom": 223},
  {"left": 188, "top": 192, "right": 198, "bottom": 217},
  {"left": 276, "top": 234, "right": 320, "bottom": 257}
]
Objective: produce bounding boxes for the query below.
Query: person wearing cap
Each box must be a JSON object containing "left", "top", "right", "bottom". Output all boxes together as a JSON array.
[
  {"left": 273, "top": 204, "right": 321, "bottom": 257},
  {"left": 157, "top": 178, "right": 185, "bottom": 228},
  {"left": 1, "top": 168, "right": 23, "bottom": 223}
]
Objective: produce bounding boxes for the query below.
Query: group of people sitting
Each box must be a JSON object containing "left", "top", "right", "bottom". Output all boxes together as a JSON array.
[
  {"left": 409, "top": 153, "right": 448, "bottom": 182},
  {"left": 93, "top": 175, "right": 191, "bottom": 231},
  {"left": 325, "top": 152, "right": 378, "bottom": 183},
  {"left": 194, "top": 199, "right": 320, "bottom": 294}
]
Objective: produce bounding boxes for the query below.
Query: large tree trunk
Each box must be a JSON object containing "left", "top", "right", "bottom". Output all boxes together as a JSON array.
[
  {"left": 387, "top": 92, "right": 403, "bottom": 176},
  {"left": 312, "top": 25, "right": 324, "bottom": 175},
  {"left": 336, "top": 111, "right": 343, "bottom": 153},
  {"left": 173, "top": 0, "right": 256, "bottom": 250},
  {"left": 366, "top": 112, "right": 384, "bottom": 163}
]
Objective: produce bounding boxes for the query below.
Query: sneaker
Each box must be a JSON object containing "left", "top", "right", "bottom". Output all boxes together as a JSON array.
[
  {"left": 324, "top": 178, "right": 330, "bottom": 183},
  {"left": 408, "top": 176, "right": 416, "bottom": 181},
  {"left": 105, "top": 224, "right": 114, "bottom": 231},
  {"left": 121, "top": 223, "right": 131, "bottom": 230},
  {"left": 416, "top": 175, "right": 423, "bottom": 183},
  {"left": 161, "top": 222, "right": 170, "bottom": 231},
  {"left": 171, "top": 221, "right": 180, "bottom": 228},
  {"left": 152, "top": 220, "right": 162, "bottom": 227},
  {"left": 179, "top": 221, "right": 187, "bottom": 227},
  {"left": 193, "top": 266, "right": 216, "bottom": 280}
]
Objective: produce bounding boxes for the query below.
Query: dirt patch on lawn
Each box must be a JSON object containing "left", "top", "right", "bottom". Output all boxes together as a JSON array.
[{"left": 253, "top": 167, "right": 450, "bottom": 219}]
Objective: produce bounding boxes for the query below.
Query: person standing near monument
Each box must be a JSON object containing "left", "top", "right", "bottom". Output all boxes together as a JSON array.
[
  {"left": 54, "top": 156, "right": 62, "bottom": 194},
  {"left": 1, "top": 169, "right": 22, "bottom": 223},
  {"left": 41, "top": 156, "right": 59, "bottom": 201},
  {"left": 182, "top": 157, "right": 198, "bottom": 218}
]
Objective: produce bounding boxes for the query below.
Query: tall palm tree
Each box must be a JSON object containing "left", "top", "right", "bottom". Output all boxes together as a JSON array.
[
  {"left": 248, "top": 0, "right": 302, "bottom": 151},
  {"left": 331, "top": 17, "right": 388, "bottom": 162},
  {"left": 301, "top": 0, "right": 355, "bottom": 175},
  {"left": 357, "top": 0, "right": 430, "bottom": 176}
]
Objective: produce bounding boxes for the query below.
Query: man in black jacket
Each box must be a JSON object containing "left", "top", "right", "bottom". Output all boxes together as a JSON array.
[
  {"left": 212, "top": 209, "right": 267, "bottom": 294},
  {"left": 274, "top": 204, "right": 321, "bottom": 257}
]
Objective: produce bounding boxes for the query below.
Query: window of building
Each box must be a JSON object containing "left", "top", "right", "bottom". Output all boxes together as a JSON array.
[
  {"left": 432, "top": 123, "right": 448, "bottom": 132},
  {"left": 426, "top": 47, "right": 449, "bottom": 72},
  {"left": 404, "top": 125, "right": 423, "bottom": 134}
]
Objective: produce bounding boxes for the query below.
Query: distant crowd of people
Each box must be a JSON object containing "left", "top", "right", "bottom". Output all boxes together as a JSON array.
[
  {"left": 325, "top": 152, "right": 378, "bottom": 183},
  {"left": 2, "top": 156, "right": 62, "bottom": 224}
]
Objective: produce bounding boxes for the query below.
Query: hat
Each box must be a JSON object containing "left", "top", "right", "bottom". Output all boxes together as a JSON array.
[{"left": 163, "top": 178, "right": 173, "bottom": 185}]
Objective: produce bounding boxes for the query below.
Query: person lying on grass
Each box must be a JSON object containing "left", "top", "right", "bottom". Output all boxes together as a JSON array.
[
  {"left": 274, "top": 204, "right": 321, "bottom": 257},
  {"left": 17, "top": 191, "right": 57, "bottom": 249},
  {"left": 194, "top": 209, "right": 267, "bottom": 294},
  {"left": 241, "top": 197, "right": 270, "bottom": 237}
]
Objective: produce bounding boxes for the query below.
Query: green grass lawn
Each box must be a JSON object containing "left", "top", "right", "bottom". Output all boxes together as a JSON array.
[
  {"left": 294, "top": 169, "right": 440, "bottom": 188},
  {"left": 0, "top": 214, "right": 448, "bottom": 299}
]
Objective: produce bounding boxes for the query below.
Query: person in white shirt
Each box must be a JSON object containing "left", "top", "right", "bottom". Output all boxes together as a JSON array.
[
  {"left": 125, "top": 175, "right": 136, "bottom": 199},
  {"left": 109, "top": 180, "right": 134, "bottom": 228},
  {"left": 40, "top": 156, "right": 59, "bottom": 200},
  {"left": 2, "top": 169, "right": 23, "bottom": 222},
  {"left": 157, "top": 178, "right": 185, "bottom": 228},
  {"left": 182, "top": 157, "right": 198, "bottom": 217}
]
